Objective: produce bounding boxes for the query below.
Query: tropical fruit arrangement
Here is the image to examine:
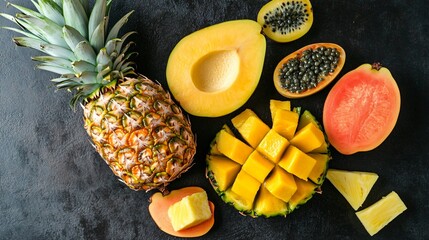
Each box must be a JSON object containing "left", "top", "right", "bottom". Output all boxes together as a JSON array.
[{"left": 1, "top": 0, "right": 406, "bottom": 238}]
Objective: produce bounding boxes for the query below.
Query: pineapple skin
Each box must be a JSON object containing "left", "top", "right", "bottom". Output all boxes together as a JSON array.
[{"left": 84, "top": 76, "right": 196, "bottom": 191}]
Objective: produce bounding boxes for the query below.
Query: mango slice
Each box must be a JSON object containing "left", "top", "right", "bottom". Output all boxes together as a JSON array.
[
  {"left": 217, "top": 130, "right": 253, "bottom": 165},
  {"left": 278, "top": 145, "right": 316, "bottom": 180},
  {"left": 242, "top": 150, "right": 275, "bottom": 183},
  {"left": 265, "top": 167, "right": 297, "bottom": 202},
  {"left": 257, "top": 129, "right": 290, "bottom": 163}
]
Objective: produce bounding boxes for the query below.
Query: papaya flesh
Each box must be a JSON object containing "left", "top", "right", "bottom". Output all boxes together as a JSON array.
[
  {"left": 323, "top": 63, "right": 401, "bottom": 155},
  {"left": 148, "top": 186, "right": 215, "bottom": 238}
]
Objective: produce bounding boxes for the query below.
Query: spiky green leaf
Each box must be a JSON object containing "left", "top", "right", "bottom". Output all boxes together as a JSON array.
[
  {"left": 106, "top": 11, "right": 134, "bottom": 42},
  {"left": 1, "top": 26, "right": 39, "bottom": 39},
  {"left": 32, "top": 55, "right": 71, "bottom": 68},
  {"left": 90, "top": 17, "right": 107, "bottom": 52},
  {"left": 34, "top": 0, "right": 65, "bottom": 26},
  {"left": 37, "top": 63, "right": 74, "bottom": 75},
  {"left": 15, "top": 14, "right": 67, "bottom": 48},
  {"left": 74, "top": 41, "right": 96, "bottom": 64},
  {"left": 13, "top": 37, "right": 76, "bottom": 60},
  {"left": 63, "top": 0, "right": 88, "bottom": 39},
  {"left": 62, "top": 25, "right": 86, "bottom": 51},
  {"left": 72, "top": 60, "right": 95, "bottom": 73},
  {"left": 88, "top": 0, "right": 107, "bottom": 35},
  {"left": 8, "top": 3, "right": 43, "bottom": 18}
]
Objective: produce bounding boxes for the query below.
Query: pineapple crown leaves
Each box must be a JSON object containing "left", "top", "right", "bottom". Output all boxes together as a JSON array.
[{"left": 1, "top": 0, "right": 137, "bottom": 109}]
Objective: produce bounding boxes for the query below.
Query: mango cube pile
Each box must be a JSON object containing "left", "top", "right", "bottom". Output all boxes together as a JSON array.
[{"left": 206, "top": 101, "right": 331, "bottom": 217}]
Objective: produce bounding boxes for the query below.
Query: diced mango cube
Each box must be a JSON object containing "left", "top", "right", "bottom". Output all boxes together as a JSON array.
[
  {"left": 209, "top": 124, "right": 234, "bottom": 155},
  {"left": 264, "top": 167, "right": 297, "bottom": 202},
  {"left": 207, "top": 155, "right": 241, "bottom": 191},
  {"left": 237, "top": 116, "right": 270, "bottom": 148},
  {"left": 242, "top": 150, "right": 275, "bottom": 183},
  {"left": 217, "top": 130, "right": 253, "bottom": 165},
  {"left": 270, "top": 100, "right": 291, "bottom": 120},
  {"left": 278, "top": 145, "right": 316, "bottom": 180},
  {"left": 290, "top": 122, "right": 325, "bottom": 153},
  {"left": 231, "top": 170, "right": 261, "bottom": 209},
  {"left": 272, "top": 109, "right": 299, "bottom": 140},
  {"left": 289, "top": 177, "right": 317, "bottom": 211},
  {"left": 307, "top": 153, "right": 330, "bottom": 184},
  {"left": 167, "top": 191, "right": 212, "bottom": 231},
  {"left": 254, "top": 185, "right": 288, "bottom": 217},
  {"left": 231, "top": 109, "right": 257, "bottom": 129},
  {"left": 257, "top": 129, "right": 289, "bottom": 163}
]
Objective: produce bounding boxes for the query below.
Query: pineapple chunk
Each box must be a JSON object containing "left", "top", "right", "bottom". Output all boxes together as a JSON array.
[
  {"left": 307, "top": 153, "right": 330, "bottom": 184},
  {"left": 217, "top": 130, "right": 253, "bottom": 165},
  {"left": 270, "top": 100, "right": 291, "bottom": 120},
  {"left": 254, "top": 185, "right": 288, "bottom": 217},
  {"left": 272, "top": 109, "right": 299, "bottom": 140},
  {"left": 236, "top": 116, "right": 270, "bottom": 148},
  {"left": 167, "top": 191, "right": 212, "bottom": 232},
  {"left": 290, "top": 122, "right": 325, "bottom": 153},
  {"left": 231, "top": 109, "right": 257, "bottom": 129},
  {"left": 207, "top": 155, "right": 241, "bottom": 191},
  {"left": 231, "top": 170, "right": 261, "bottom": 210},
  {"left": 265, "top": 167, "right": 297, "bottom": 202},
  {"left": 242, "top": 150, "right": 275, "bottom": 183},
  {"left": 257, "top": 129, "right": 289, "bottom": 163},
  {"left": 356, "top": 191, "right": 407, "bottom": 236},
  {"left": 289, "top": 177, "right": 317, "bottom": 211},
  {"left": 278, "top": 145, "right": 316, "bottom": 180},
  {"left": 327, "top": 169, "right": 379, "bottom": 210}
]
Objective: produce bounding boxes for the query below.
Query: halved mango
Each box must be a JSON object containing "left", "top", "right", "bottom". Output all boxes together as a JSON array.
[{"left": 166, "top": 20, "right": 266, "bottom": 117}]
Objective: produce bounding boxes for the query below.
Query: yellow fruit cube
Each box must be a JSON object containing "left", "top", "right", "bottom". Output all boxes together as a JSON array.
[
  {"left": 167, "top": 191, "right": 212, "bottom": 231},
  {"left": 209, "top": 124, "right": 233, "bottom": 155},
  {"left": 254, "top": 185, "right": 288, "bottom": 217},
  {"left": 257, "top": 129, "right": 289, "bottom": 163},
  {"left": 270, "top": 100, "right": 291, "bottom": 120},
  {"left": 231, "top": 109, "right": 257, "bottom": 129},
  {"left": 264, "top": 167, "right": 297, "bottom": 202},
  {"left": 278, "top": 145, "right": 316, "bottom": 180},
  {"left": 217, "top": 130, "right": 253, "bottom": 165},
  {"left": 207, "top": 155, "right": 241, "bottom": 191},
  {"left": 356, "top": 191, "right": 407, "bottom": 236},
  {"left": 242, "top": 150, "right": 275, "bottom": 183},
  {"left": 307, "top": 153, "right": 330, "bottom": 184},
  {"left": 289, "top": 177, "right": 317, "bottom": 211},
  {"left": 231, "top": 170, "right": 261, "bottom": 209},
  {"left": 272, "top": 109, "right": 299, "bottom": 140},
  {"left": 237, "top": 116, "right": 270, "bottom": 148},
  {"left": 290, "top": 122, "right": 325, "bottom": 153}
]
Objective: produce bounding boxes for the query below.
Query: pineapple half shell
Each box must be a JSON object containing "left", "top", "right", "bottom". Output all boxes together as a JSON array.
[{"left": 1, "top": 0, "right": 196, "bottom": 192}]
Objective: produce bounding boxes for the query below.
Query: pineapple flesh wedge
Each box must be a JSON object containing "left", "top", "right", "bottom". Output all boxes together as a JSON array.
[
  {"left": 327, "top": 169, "right": 379, "bottom": 210},
  {"left": 356, "top": 191, "right": 407, "bottom": 236}
]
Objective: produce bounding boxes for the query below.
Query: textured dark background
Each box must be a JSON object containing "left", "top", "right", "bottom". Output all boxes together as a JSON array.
[{"left": 1, "top": 0, "right": 428, "bottom": 239}]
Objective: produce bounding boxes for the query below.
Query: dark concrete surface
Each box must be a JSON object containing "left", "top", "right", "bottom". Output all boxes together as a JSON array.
[{"left": 1, "top": 0, "right": 428, "bottom": 239}]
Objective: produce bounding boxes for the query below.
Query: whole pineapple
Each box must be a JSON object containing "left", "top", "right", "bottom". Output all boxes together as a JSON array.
[{"left": 1, "top": 0, "right": 196, "bottom": 192}]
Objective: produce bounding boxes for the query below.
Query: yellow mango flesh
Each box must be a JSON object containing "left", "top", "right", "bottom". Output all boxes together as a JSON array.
[
  {"left": 167, "top": 191, "right": 212, "bottom": 232},
  {"left": 272, "top": 109, "right": 299, "bottom": 140},
  {"left": 207, "top": 155, "right": 241, "bottom": 191},
  {"left": 231, "top": 170, "right": 261, "bottom": 210},
  {"left": 278, "top": 145, "right": 316, "bottom": 180},
  {"left": 236, "top": 116, "right": 270, "bottom": 148},
  {"left": 166, "top": 20, "right": 266, "bottom": 117},
  {"left": 264, "top": 167, "right": 297, "bottom": 202},
  {"left": 217, "top": 130, "right": 253, "bottom": 165},
  {"left": 257, "top": 129, "right": 289, "bottom": 163},
  {"left": 288, "top": 177, "right": 317, "bottom": 211},
  {"left": 290, "top": 122, "right": 325, "bottom": 153},
  {"left": 270, "top": 100, "right": 291, "bottom": 120},
  {"left": 231, "top": 109, "right": 257, "bottom": 129},
  {"left": 307, "top": 153, "right": 330, "bottom": 184},
  {"left": 254, "top": 185, "right": 288, "bottom": 217},
  {"left": 242, "top": 150, "right": 275, "bottom": 183},
  {"left": 356, "top": 191, "right": 407, "bottom": 236}
]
